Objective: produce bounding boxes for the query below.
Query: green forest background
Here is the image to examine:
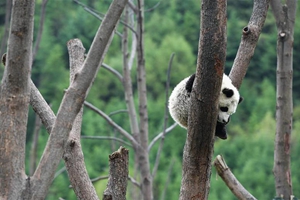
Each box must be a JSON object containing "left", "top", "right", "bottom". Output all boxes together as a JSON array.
[{"left": 1, "top": 0, "right": 300, "bottom": 199}]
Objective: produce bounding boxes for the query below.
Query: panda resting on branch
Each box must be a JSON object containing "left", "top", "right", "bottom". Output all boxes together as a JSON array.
[{"left": 168, "top": 73, "right": 243, "bottom": 139}]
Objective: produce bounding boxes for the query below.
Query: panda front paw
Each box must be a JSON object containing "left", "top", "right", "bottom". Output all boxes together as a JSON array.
[{"left": 215, "top": 122, "right": 227, "bottom": 140}]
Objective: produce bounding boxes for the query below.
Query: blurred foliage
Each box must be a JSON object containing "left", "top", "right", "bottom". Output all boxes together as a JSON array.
[{"left": 1, "top": 0, "right": 300, "bottom": 199}]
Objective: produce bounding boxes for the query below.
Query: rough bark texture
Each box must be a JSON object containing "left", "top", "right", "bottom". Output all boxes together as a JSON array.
[
  {"left": 213, "top": 155, "right": 257, "bottom": 200},
  {"left": 136, "top": 0, "right": 153, "bottom": 199},
  {"left": 30, "top": 79, "right": 56, "bottom": 133},
  {"left": 271, "top": 0, "right": 297, "bottom": 199},
  {"left": 229, "top": 0, "right": 270, "bottom": 89},
  {"left": 103, "top": 147, "right": 129, "bottom": 200},
  {"left": 63, "top": 39, "right": 99, "bottom": 200},
  {"left": 28, "top": 0, "right": 128, "bottom": 199},
  {"left": 179, "top": 0, "right": 226, "bottom": 199},
  {"left": 0, "top": 0, "right": 35, "bottom": 199}
]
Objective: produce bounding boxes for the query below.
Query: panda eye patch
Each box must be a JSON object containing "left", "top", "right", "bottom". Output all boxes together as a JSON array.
[{"left": 220, "top": 107, "right": 228, "bottom": 112}]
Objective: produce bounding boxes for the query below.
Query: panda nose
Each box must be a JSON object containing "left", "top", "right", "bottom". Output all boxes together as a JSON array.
[{"left": 221, "top": 119, "right": 227, "bottom": 124}]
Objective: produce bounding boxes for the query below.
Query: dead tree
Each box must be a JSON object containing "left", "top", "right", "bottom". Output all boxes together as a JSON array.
[
  {"left": 271, "top": 0, "right": 297, "bottom": 199},
  {"left": 0, "top": 0, "right": 128, "bottom": 199},
  {"left": 179, "top": 0, "right": 271, "bottom": 199},
  {"left": 179, "top": 0, "right": 227, "bottom": 199}
]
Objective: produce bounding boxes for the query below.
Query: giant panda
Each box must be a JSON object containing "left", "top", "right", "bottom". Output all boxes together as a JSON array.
[{"left": 168, "top": 73, "right": 243, "bottom": 139}]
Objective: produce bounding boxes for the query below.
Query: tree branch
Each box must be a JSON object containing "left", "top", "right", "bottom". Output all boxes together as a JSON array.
[
  {"left": 213, "top": 155, "right": 257, "bottom": 200},
  {"left": 229, "top": 0, "right": 270, "bottom": 89},
  {"left": 147, "top": 123, "right": 177, "bottom": 152},
  {"left": 102, "top": 63, "right": 123, "bottom": 82},
  {"left": 63, "top": 38, "right": 99, "bottom": 200},
  {"left": 81, "top": 136, "right": 133, "bottom": 147},
  {"left": 29, "top": 114, "right": 42, "bottom": 176},
  {"left": 152, "top": 53, "right": 175, "bottom": 178},
  {"left": 84, "top": 101, "right": 139, "bottom": 148},
  {"left": 103, "top": 147, "right": 129, "bottom": 200},
  {"left": 30, "top": 80, "right": 56, "bottom": 134},
  {"left": 31, "top": 0, "right": 128, "bottom": 198},
  {"left": 180, "top": 0, "right": 227, "bottom": 199}
]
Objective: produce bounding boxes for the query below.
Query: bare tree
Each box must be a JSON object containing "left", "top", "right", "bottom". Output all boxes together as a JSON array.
[
  {"left": 179, "top": 0, "right": 227, "bottom": 199},
  {"left": 179, "top": 0, "right": 271, "bottom": 199},
  {"left": 0, "top": 0, "right": 128, "bottom": 199},
  {"left": 271, "top": 0, "right": 297, "bottom": 199}
]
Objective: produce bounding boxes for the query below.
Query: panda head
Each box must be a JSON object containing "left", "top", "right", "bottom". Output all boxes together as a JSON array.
[{"left": 217, "top": 75, "right": 243, "bottom": 124}]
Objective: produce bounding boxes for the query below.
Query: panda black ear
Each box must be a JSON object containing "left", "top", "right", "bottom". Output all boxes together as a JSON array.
[
  {"left": 185, "top": 74, "right": 195, "bottom": 93},
  {"left": 239, "top": 96, "right": 243, "bottom": 104},
  {"left": 222, "top": 88, "right": 234, "bottom": 98}
]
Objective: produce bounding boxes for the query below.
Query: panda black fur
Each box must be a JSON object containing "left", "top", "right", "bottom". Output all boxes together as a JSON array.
[{"left": 168, "top": 73, "right": 242, "bottom": 139}]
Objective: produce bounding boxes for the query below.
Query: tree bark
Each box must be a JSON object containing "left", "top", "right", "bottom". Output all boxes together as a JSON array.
[
  {"left": 229, "top": 0, "right": 270, "bottom": 89},
  {"left": 179, "top": 0, "right": 226, "bottom": 199},
  {"left": 136, "top": 0, "right": 153, "bottom": 199},
  {"left": 0, "top": 0, "right": 35, "bottom": 199},
  {"left": 103, "top": 147, "right": 129, "bottom": 200},
  {"left": 213, "top": 155, "right": 257, "bottom": 200},
  {"left": 271, "top": 0, "right": 297, "bottom": 199},
  {"left": 63, "top": 38, "right": 99, "bottom": 200},
  {"left": 28, "top": 0, "right": 128, "bottom": 198}
]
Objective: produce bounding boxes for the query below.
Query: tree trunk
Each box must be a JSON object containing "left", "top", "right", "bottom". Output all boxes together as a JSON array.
[
  {"left": 179, "top": 0, "right": 227, "bottom": 199},
  {"left": 271, "top": 0, "right": 297, "bottom": 199},
  {"left": 103, "top": 147, "right": 129, "bottom": 200},
  {"left": 136, "top": 0, "right": 153, "bottom": 199},
  {"left": 0, "top": 0, "right": 35, "bottom": 198}
]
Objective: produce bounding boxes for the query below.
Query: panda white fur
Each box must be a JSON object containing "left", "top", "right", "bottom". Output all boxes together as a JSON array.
[{"left": 168, "top": 73, "right": 242, "bottom": 139}]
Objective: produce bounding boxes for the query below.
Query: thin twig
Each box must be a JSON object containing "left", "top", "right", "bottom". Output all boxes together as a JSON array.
[
  {"left": 73, "top": 0, "right": 123, "bottom": 37},
  {"left": 108, "top": 109, "right": 128, "bottom": 117},
  {"left": 148, "top": 123, "right": 177, "bottom": 152},
  {"left": 81, "top": 136, "right": 133, "bottom": 147},
  {"left": 161, "top": 158, "right": 175, "bottom": 200},
  {"left": 84, "top": 101, "right": 139, "bottom": 148},
  {"left": 128, "top": 176, "right": 141, "bottom": 189},
  {"left": 32, "top": 0, "right": 49, "bottom": 61},
  {"left": 102, "top": 63, "right": 123, "bottom": 82},
  {"left": 91, "top": 175, "right": 109, "bottom": 183},
  {"left": 29, "top": 114, "right": 42, "bottom": 176},
  {"left": 145, "top": 1, "right": 161, "bottom": 12},
  {"left": 54, "top": 167, "right": 66, "bottom": 179},
  {"left": 152, "top": 53, "right": 175, "bottom": 178}
]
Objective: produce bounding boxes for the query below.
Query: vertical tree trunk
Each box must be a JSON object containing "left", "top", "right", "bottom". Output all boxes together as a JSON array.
[
  {"left": 136, "top": 0, "right": 153, "bottom": 199},
  {"left": 179, "top": 0, "right": 227, "bottom": 199},
  {"left": 271, "top": 1, "right": 297, "bottom": 199},
  {"left": 103, "top": 147, "right": 129, "bottom": 200},
  {"left": 0, "top": 0, "right": 35, "bottom": 199}
]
